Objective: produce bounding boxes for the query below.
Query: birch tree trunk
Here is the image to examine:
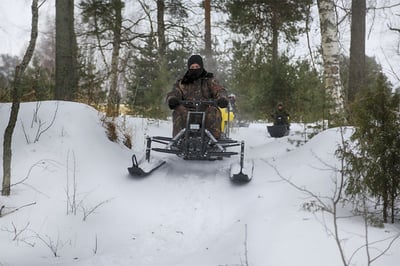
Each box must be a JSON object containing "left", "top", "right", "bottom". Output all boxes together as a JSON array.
[
  {"left": 2, "top": 0, "right": 39, "bottom": 196},
  {"left": 317, "top": 0, "right": 345, "bottom": 122}
]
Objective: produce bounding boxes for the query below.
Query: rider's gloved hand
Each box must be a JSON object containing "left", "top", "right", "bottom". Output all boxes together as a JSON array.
[
  {"left": 217, "top": 97, "right": 228, "bottom": 108},
  {"left": 168, "top": 97, "right": 180, "bottom": 110}
]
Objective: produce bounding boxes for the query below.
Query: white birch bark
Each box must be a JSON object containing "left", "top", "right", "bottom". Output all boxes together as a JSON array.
[{"left": 317, "top": 0, "right": 345, "bottom": 118}]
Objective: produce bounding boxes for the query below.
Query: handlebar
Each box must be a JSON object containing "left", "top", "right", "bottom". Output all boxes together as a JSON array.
[
  {"left": 179, "top": 99, "right": 217, "bottom": 105},
  {"left": 179, "top": 99, "right": 218, "bottom": 111}
]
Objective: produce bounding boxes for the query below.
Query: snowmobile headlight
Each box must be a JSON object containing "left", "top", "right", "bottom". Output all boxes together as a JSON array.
[{"left": 190, "top": 124, "right": 200, "bottom": 130}]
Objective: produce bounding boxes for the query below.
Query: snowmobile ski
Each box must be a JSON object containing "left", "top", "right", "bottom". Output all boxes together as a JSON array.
[
  {"left": 128, "top": 154, "right": 166, "bottom": 177},
  {"left": 229, "top": 142, "right": 253, "bottom": 183},
  {"left": 230, "top": 160, "right": 253, "bottom": 183}
]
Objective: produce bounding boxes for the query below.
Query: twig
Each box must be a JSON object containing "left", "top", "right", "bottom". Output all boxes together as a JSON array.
[
  {"left": 38, "top": 0, "right": 47, "bottom": 8},
  {"left": 11, "top": 222, "right": 30, "bottom": 241},
  {"left": 244, "top": 224, "right": 249, "bottom": 266},
  {"left": 93, "top": 234, "right": 98, "bottom": 255},
  {"left": 0, "top": 202, "right": 36, "bottom": 218},
  {"left": 31, "top": 102, "right": 41, "bottom": 128},
  {"left": 81, "top": 198, "right": 113, "bottom": 221},
  {"left": 34, "top": 102, "right": 59, "bottom": 143},
  {"left": 34, "top": 232, "right": 63, "bottom": 257},
  {"left": 21, "top": 118, "right": 31, "bottom": 144},
  {"left": 9, "top": 160, "right": 47, "bottom": 187},
  {"left": 66, "top": 150, "right": 78, "bottom": 215}
]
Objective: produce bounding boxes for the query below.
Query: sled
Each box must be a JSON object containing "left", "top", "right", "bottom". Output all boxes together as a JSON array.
[
  {"left": 128, "top": 99, "right": 252, "bottom": 183},
  {"left": 267, "top": 125, "right": 290, "bottom": 138}
]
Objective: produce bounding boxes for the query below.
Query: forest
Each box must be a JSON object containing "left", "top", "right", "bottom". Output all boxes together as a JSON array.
[
  {"left": 0, "top": 0, "right": 398, "bottom": 121},
  {"left": 1, "top": 0, "right": 400, "bottom": 223}
]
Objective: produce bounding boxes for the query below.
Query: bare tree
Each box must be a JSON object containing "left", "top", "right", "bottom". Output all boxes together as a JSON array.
[{"left": 2, "top": 0, "right": 39, "bottom": 196}]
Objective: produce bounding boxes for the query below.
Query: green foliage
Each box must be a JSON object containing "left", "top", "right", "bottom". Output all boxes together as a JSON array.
[
  {"left": 80, "top": 0, "right": 125, "bottom": 33},
  {"left": 20, "top": 56, "right": 54, "bottom": 101},
  {"left": 227, "top": 47, "right": 325, "bottom": 121},
  {"left": 0, "top": 54, "right": 54, "bottom": 102},
  {"left": 218, "top": 0, "right": 321, "bottom": 122},
  {"left": 77, "top": 46, "right": 107, "bottom": 105},
  {"left": 340, "top": 55, "right": 383, "bottom": 100},
  {"left": 224, "top": 0, "right": 312, "bottom": 47},
  {"left": 290, "top": 60, "right": 325, "bottom": 122},
  {"left": 0, "top": 54, "right": 20, "bottom": 101},
  {"left": 339, "top": 74, "right": 400, "bottom": 223},
  {"left": 125, "top": 36, "right": 189, "bottom": 118},
  {"left": 166, "top": 0, "right": 188, "bottom": 20}
]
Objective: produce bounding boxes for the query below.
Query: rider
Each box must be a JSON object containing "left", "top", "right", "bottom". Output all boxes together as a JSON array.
[
  {"left": 271, "top": 103, "right": 290, "bottom": 129},
  {"left": 228, "top": 93, "right": 238, "bottom": 114},
  {"left": 166, "top": 54, "right": 228, "bottom": 138}
]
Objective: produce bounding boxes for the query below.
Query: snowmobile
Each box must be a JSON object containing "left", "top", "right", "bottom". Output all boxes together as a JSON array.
[
  {"left": 128, "top": 99, "right": 252, "bottom": 183},
  {"left": 267, "top": 115, "right": 290, "bottom": 138}
]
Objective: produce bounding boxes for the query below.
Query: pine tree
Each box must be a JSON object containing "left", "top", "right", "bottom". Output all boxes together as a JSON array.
[
  {"left": 55, "top": 0, "right": 78, "bottom": 100},
  {"left": 341, "top": 73, "right": 400, "bottom": 223}
]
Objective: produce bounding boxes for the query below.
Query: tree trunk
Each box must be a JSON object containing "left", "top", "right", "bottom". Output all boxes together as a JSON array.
[
  {"left": 106, "top": 0, "right": 123, "bottom": 117},
  {"left": 157, "top": 0, "right": 166, "bottom": 58},
  {"left": 55, "top": 0, "right": 78, "bottom": 100},
  {"left": 317, "top": 0, "right": 345, "bottom": 122},
  {"left": 383, "top": 194, "right": 388, "bottom": 223},
  {"left": 348, "top": 0, "right": 366, "bottom": 103},
  {"left": 271, "top": 8, "right": 279, "bottom": 68},
  {"left": 270, "top": 6, "right": 280, "bottom": 106},
  {"left": 204, "top": 0, "right": 213, "bottom": 70},
  {"left": 2, "top": 0, "right": 39, "bottom": 196}
]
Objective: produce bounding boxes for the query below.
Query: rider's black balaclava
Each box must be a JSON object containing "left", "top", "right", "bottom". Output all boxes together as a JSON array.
[
  {"left": 187, "top": 55, "right": 205, "bottom": 80},
  {"left": 187, "top": 55, "right": 204, "bottom": 69}
]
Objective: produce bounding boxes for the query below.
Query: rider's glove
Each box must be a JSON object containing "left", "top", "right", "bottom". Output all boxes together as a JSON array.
[
  {"left": 168, "top": 97, "right": 180, "bottom": 110},
  {"left": 217, "top": 97, "right": 228, "bottom": 108}
]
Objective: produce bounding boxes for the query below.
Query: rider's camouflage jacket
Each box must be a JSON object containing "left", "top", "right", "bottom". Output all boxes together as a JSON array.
[{"left": 166, "top": 71, "right": 227, "bottom": 107}]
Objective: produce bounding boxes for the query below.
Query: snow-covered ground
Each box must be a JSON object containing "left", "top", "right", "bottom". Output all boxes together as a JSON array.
[{"left": 0, "top": 101, "right": 399, "bottom": 266}]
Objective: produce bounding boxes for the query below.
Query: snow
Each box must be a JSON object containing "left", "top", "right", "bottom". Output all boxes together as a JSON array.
[{"left": 0, "top": 101, "right": 399, "bottom": 266}]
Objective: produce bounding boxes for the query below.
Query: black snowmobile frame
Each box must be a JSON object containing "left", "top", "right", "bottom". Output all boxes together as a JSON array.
[{"left": 128, "top": 99, "right": 252, "bottom": 182}]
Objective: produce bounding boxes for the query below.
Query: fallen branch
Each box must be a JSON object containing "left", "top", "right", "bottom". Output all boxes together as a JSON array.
[
  {"left": 0, "top": 202, "right": 36, "bottom": 218},
  {"left": 388, "top": 25, "right": 400, "bottom": 33}
]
